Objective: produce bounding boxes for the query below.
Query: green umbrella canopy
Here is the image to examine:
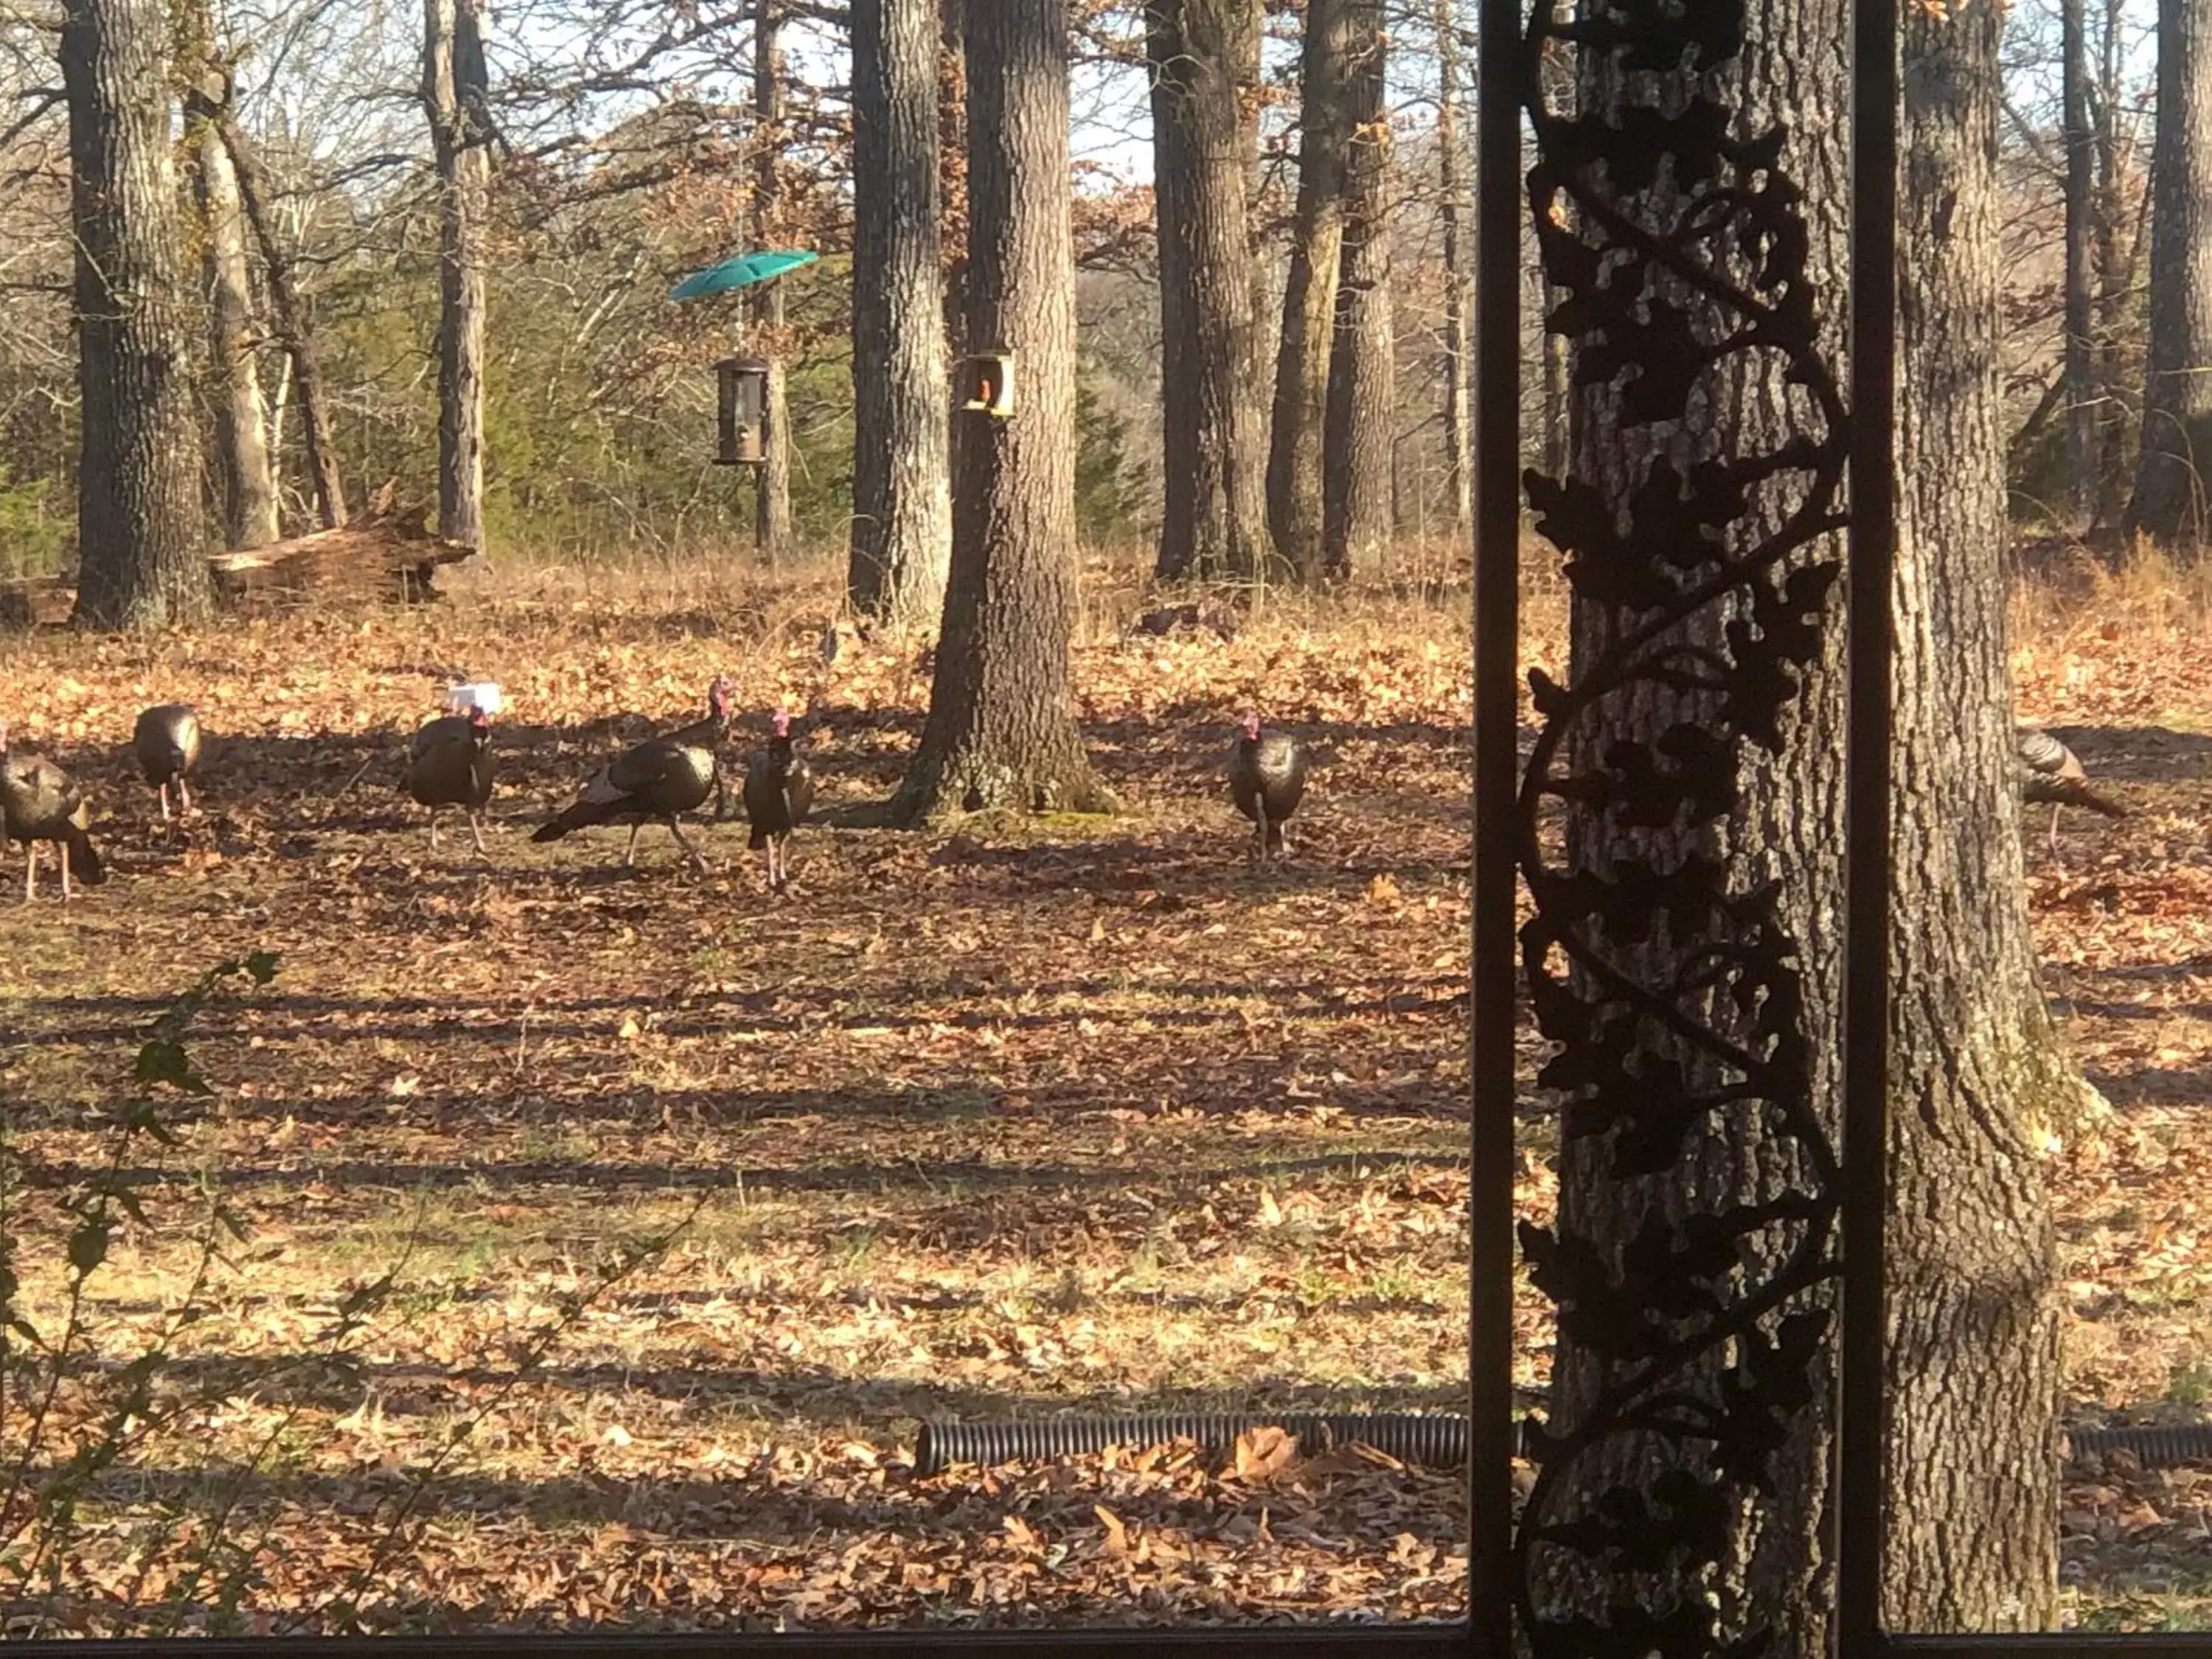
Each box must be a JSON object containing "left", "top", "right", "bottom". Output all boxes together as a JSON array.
[{"left": 669, "top": 248, "right": 820, "bottom": 301}]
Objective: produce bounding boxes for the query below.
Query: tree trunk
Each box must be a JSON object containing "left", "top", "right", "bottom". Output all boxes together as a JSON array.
[
  {"left": 1537, "top": 30, "right": 1573, "bottom": 484},
  {"left": 215, "top": 112, "right": 346, "bottom": 529},
  {"left": 1540, "top": 279, "right": 1571, "bottom": 482},
  {"left": 1433, "top": 0, "right": 1470, "bottom": 543},
  {"left": 752, "top": 0, "right": 793, "bottom": 561},
  {"left": 61, "top": 0, "right": 211, "bottom": 630},
  {"left": 1320, "top": 1, "right": 1391, "bottom": 580},
  {"left": 2093, "top": 0, "right": 2135, "bottom": 526},
  {"left": 892, "top": 0, "right": 1111, "bottom": 822},
  {"left": 423, "top": 0, "right": 489, "bottom": 548},
  {"left": 2124, "top": 0, "right": 2212, "bottom": 551},
  {"left": 2063, "top": 0, "right": 2096, "bottom": 526},
  {"left": 1523, "top": 0, "right": 2064, "bottom": 1644},
  {"left": 1265, "top": 0, "right": 1351, "bottom": 579},
  {"left": 1147, "top": 0, "right": 1267, "bottom": 582},
  {"left": 197, "top": 118, "right": 279, "bottom": 549},
  {"left": 940, "top": 0, "right": 969, "bottom": 504},
  {"left": 1887, "top": 0, "right": 2062, "bottom": 1622},
  {"left": 849, "top": 0, "right": 951, "bottom": 626}
]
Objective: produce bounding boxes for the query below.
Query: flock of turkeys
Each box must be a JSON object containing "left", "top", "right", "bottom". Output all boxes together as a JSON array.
[
  {"left": 0, "top": 674, "right": 2123, "bottom": 905},
  {"left": 0, "top": 678, "right": 1314, "bottom": 902}
]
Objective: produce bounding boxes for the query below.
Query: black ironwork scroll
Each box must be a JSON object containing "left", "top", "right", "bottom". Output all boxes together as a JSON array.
[{"left": 1510, "top": 0, "right": 1851, "bottom": 1652}]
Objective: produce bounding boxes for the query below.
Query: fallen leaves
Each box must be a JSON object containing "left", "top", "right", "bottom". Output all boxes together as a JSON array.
[{"left": 0, "top": 560, "right": 1478, "bottom": 1635}]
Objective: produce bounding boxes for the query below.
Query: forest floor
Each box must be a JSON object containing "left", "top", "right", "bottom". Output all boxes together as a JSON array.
[{"left": 0, "top": 542, "right": 2207, "bottom": 1634}]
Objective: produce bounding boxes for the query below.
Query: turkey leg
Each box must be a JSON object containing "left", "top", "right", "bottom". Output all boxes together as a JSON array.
[
  {"left": 622, "top": 821, "right": 644, "bottom": 867},
  {"left": 468, "top": 810, "right": 487, "bottom": 856},
  {"left": 158, "top": 782, "right": 172, "bottom": 823},
  {"left": 21, "top": 844, "right": 35, "bottom": 903},
  {"left": 664, "top": 817, "right": 709, "bottom": 874},
  {"left": 427, "top": 809, "right": 442, "bottom": 851},
  {"left": 177, "top": 777, "right": 192, "bottom": 818},
  {"left": 58, "top": 844, "right": 72, "bottom": 902}
]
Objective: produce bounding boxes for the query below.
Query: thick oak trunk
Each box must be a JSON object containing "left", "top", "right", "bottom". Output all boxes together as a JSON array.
[
  {"left": 1147, "top": 0, "right": 1267, "bottom": 581},
  {"left": 1265, "top": 0, "right": 1351, "bottom": 580},
  {"left": 2124, "top": 0, "right": 2212, "bottom": 550},
  {"left": 423, "top": 0, "right": 489, "bottom": 549},
  {"left": 215, "top": 112, "right": 347, "bottom": 529},
  {"left": 1320, "top": 1, "right": 1391, "bottom": 580},
  {"left": 1885, "top": 1, "right": 2063, "bottom": 1622},
  {"left": 197, "top": 118, "right": 279, "bottom": 550},
  {"left": 753, "top": 0, "right": 793, "bottom": 560},
  {"left": 1534, "top": 0, "right": 2064, "bottom": 1645},
  {"left": 62, "top": 0, "right": 211, "bottom": 630},
  {"left": 849, "top": 0, "right": 951, "bottom": 625},
  {"left": 892, "top": 0, "right": 1109, "bottom": 822}
]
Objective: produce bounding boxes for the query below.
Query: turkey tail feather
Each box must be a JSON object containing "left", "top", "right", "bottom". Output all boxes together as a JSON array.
[
  {"left": 63, "top": 824, "right": 104, "bottom": 885},
  {"left": 532, "top": 798, "right": 618, "bottom": 842},
  {"left": 2077, "top": 785, "right": 2129, "bottom": 820},
  {"left": 2026, "top": 776, "right": 2128, "bottom": 819}
]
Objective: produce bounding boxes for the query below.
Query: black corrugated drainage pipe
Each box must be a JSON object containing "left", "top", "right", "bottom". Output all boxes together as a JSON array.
[
  {"left": 913, "top": 1413, "right": 1470, "bottom": 1478},
  {"left": 917, "top": 1416, "right": 2212, "bottom": 1478},
  {"left": 2066, "top": 1422, "right": 2212, "bottom": 1468}
]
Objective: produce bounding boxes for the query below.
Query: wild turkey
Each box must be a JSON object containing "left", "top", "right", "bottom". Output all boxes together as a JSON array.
[
  {"left": 132, "top": 703, "right": 202, "bottom": 821},
  {"left": 2018, "top": 726, "right": 2126, "bottom": 854},
  {"left": 532, "top": 675, "right": 733, "bottom": 871},
  {"left": 401, "top": 699, "right": 495, "bottom": 852},
  {"left": 1229, "top": 711, "right": 1309, "bottom": 860},
  {"left": 742, "top": 709, "right": 815, "bottom": 892},
  {"left": 0, "top": 720, "right": 105, "bottom": 901}
]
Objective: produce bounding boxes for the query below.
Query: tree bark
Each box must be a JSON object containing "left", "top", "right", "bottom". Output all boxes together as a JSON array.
[
  {"left": 752, "top": 0, "right": 793, "bottom": 561},
  {"left": 2124, "top": 0, "right": 2212, "bottom": 551},
  {"left": 849, "top": 0, "right": 951, "bottom": 626},
  {"left": 61, "top": 0, "right": 211, "bottom": 630},
  {"left": 196, "top": 116, "right": 279, "bottom": 550},
  {"left": 1320, "top": 1, "right": 1391, "bottom": 580},
  {"left": 1147, "top": 0, "right": 1267, "bottom": 581},
  {"left": 892, "top": 0, "right": 1111, "bottom": 822},
  {"left": 2092, "top": 0, "right": 2138, "bottom": 527},
  {"left": 215, "top": 114, "right": 345, "bottom": 530},
  {"left": 1537, "top": 29, "right": 1573, "bottom": 485},
  {"left": 940, "top": 0, "right": 970, "bottom": 503},
  {"left": 1432, "top": 0, "right": 1470, "bottom": 543},
  {"left": 1887, "top": 0, "right": 2063, "bottom": 1622},
  {"left": 1531, "top": 0, "right": 2065, "bottom": 1644},
  {"left": 2063, "top": 0, "right": 2096, "bottom": 525},
  {"left": 1265, "top": 0, "right": 1351, "bottom": 579},
  {"left": 423, "top": 0, "right": 489, "bottom": 548}
]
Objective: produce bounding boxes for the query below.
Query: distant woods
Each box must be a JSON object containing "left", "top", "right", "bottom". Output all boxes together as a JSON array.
[{"left": 2, "top": 0, "right": 2208, "bottom": 613}]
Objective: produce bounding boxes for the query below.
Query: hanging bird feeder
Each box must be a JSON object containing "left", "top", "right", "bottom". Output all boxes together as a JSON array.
[
  {"left": 961, "top": 351, "right": 1015, "bottom": 419},
  {"left": 716, "top": 358, "right": 771, "bottom": 466},
  {"left": 670, "top": 250, "right": 815, "bottom": 467}
]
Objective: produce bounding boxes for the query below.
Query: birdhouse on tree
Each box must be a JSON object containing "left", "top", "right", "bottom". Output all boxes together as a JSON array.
[
  {"left": 960, "top": 352, "right": 1015, "bottom": 419},
  {"left": 715, "top": 357, "right": 771, "bottom": 465}
]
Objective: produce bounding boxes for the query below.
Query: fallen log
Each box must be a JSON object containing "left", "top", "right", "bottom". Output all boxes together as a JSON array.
[
  {"left": 1, "top": 493, "right": 477, "bottom": 627},
  {"left": 205, "top": 515, "right": 476, "bottom": 607}
]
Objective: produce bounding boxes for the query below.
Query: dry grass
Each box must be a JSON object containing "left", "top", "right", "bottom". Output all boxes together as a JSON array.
[{"left": 2, "top": 542, "right": 2208, "bottom": 1633}]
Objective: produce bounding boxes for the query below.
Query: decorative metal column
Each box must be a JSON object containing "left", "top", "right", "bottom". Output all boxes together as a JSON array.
[{"left": 1475, "top": 0, "right": 1897, "bottom": 1649}]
